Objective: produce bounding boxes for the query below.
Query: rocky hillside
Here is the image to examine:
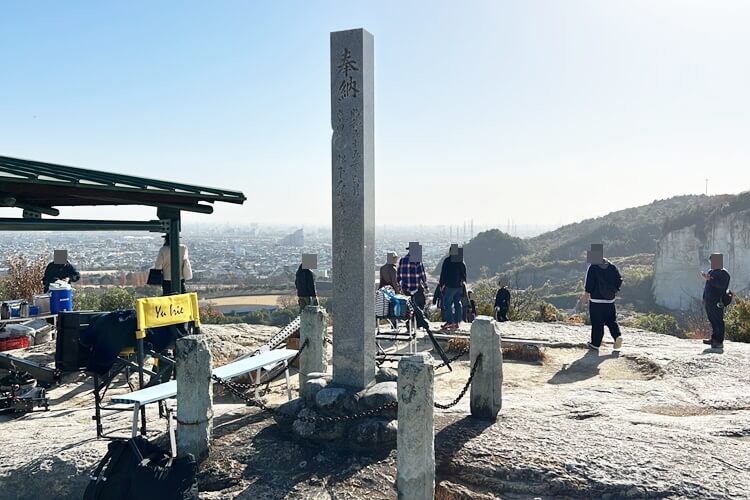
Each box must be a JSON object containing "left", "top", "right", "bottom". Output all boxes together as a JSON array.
[
  {"left": 1, "top": 322, "right": 749, "bottom": 499},
  {"left": 461, "top": 194, "right": 738, "bottom": 279}
]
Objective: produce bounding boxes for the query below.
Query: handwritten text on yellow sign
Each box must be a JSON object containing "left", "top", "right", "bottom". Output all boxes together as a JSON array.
[{"left": 135, "top": 293, "right": 200, "bottom": 338}]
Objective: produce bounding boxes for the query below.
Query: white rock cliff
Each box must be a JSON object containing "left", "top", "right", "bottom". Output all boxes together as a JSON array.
[{"left": 654, "top": 209, "right": 750, "bottom": 310}]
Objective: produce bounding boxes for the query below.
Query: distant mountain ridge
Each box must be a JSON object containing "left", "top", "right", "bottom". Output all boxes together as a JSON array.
[{"left": 463, "top": 193, "right": 744, "bottom": 281}]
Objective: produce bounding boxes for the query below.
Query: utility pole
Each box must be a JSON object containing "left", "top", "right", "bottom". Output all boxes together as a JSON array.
[{"left": 705, "top": 178, "right": 709, "bottom": 196}]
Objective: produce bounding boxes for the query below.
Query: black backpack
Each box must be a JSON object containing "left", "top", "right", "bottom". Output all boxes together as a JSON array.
[
  {"left": 595, "top": 268, "right": 620, "bottom": 301},
  {"left": 84, "top": 436, "right": 198, "bottom": 500}
]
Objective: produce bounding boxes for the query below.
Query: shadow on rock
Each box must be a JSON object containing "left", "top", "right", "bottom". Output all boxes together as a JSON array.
[
  {"left": 8, "top": 450, "right": 91, "bottom": 499},
  {"left": 48, "top": 382, "right": 92, "bottom": 405},
  {"left": 221, "top": 422, "right": 394, "bottom": 499},
  {"left": 212, "top": 409, "right": 269, "bottom": 439},
  {"left": 547, "top": 349, "right": 617, "bottom": 385},
  {"left": 435, "top": 415, "right": 495, "bottom": 465}
]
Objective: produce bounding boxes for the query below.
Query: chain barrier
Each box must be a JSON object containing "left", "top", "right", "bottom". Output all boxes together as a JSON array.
[
  {"left": 434, "top": 344, "right": 470, "bottom": 371},
  {"left": 214, "top": 341, "right": 482, "bottom": 419},
  {"left": 434, "top": 353, "right": 481, "bottom": 409},
  {"left": 213, "top": 372, "right": 397, "bottom": 424}
]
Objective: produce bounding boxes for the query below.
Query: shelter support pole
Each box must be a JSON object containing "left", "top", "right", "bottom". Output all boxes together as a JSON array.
[
  {"left": 158, "top": 208, "right": 182, "bottom": 294},
  {"left": 169, "top": 215, "right": 181, "bottom": 293}
]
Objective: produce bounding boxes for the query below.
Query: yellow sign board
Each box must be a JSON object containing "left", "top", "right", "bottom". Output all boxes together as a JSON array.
[{"left": 135, "top": 292, "right": 201, "bottom": 339}]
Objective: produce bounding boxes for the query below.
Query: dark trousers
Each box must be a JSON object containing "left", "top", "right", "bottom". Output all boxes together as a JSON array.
[
  {"left": 496, "top": 307, "right": 509, "bottom": 322},
  {"left": 705, "top": 301, "right": 725, "bottom": 344},
  {"left": 162, "top": 280, "right": 186, "bottom": 296},
  {"left": 589, "top": 302, "right": 621, "bottom": 347}
]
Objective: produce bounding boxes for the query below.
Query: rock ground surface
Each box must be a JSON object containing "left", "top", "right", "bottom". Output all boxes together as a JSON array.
[{"left": 0, "top": 321, "right": 749, "bottom": 499}]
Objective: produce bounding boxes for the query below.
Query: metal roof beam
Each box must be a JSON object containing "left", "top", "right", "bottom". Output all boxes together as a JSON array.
[
  {"left": 63, "top": 193, "right": 214, "bottom": 214},
  {"left": 13, "top": 202, "right": 60, "bottom": 216},
  {"left": 0, "top": 156, "right": 244, "bottom": 199},
  {"left": 0, "top": 218, "right": 167, "bottom": 232}
]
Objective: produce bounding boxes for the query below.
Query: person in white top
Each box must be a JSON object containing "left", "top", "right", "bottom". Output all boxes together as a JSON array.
[{"left": 154, "top": 235, "right": 193, "bottom": 295}]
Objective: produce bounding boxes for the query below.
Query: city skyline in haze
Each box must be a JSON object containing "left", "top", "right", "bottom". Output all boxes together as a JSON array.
[{"left": 1, "top": 1, "right": 748, "bottom": 228}]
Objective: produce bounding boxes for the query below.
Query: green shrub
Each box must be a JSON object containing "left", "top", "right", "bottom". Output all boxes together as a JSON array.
[
  {"left": 631, "top": 313, "right": 680, "bottom": 336},
  {"left": 725, "top": 296, "right": 750, "bottom": 343},
  {"left": 99, "top": 287, "right": 135, "bottom": 311},
  {"left": 470, "top": 278, "right": 554, "bottom": 322},
  {"left": 74, "top": 291, "right": 101, "bottom": 311},
  {"left": 619, "top": 267, "right": 655, "bottom": 311}
]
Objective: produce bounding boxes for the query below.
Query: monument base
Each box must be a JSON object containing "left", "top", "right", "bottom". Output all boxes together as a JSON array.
[{"left": 274, "top": 368, "right": 398, "bottom": 450}]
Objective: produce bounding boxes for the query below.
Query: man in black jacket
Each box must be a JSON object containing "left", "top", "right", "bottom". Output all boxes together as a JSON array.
[
  {"left": 42, "top": 249, "right": 80, "bottom": 293},
  {"left": 583, "top": 244, "right": 623, "bottom": 351},
  {"left": 295, "top": 255, "right": 318, "bottom": 312},
  {"left": 494, "top": 282, "right": 511, "bottom": 322},
  {"left": 438, "top": 244, "right": 467, "bottom": 330},
  {"left": 701, "top": 253, "right": 731, "bottom": 350}
]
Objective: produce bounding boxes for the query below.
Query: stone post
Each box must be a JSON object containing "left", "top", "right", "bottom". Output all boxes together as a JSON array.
[
  {"left": 397, "top": 353, "right": 434, "bottom": 500},
  {"left": 300, "top": 306, "right": 328, "bottom": 387},
  {"left": 330, "top": 28, "right": 376, "bottom": 390},
  {"left": 176, "top": 335, "right": 213, "bottom": 459},
  {"left": 470, "top": 316, "right": 503, "bottom": 420}
]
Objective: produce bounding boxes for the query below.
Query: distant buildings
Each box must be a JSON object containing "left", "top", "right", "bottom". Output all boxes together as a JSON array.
[{"left": 279, "top": 228, "right": 304, "bottom": 247}]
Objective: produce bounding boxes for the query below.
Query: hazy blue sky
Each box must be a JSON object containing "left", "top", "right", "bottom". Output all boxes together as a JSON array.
[{"left": 1, "top": 1, "right": 748, "bottom": 228}]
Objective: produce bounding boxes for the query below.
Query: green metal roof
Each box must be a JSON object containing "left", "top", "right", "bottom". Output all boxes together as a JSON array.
[{"left": 0, "top": 155, "right": 246, "bottom": 216}]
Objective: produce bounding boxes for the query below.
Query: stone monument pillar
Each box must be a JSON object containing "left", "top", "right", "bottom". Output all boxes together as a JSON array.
[
  {"left": 299, "top": 305, "right": 328, "bottom": 387},
  {"left": 397, "top": 353, "right": 435, "bottom": 499},
  {"left": 470, "top": 317, "right": 503, "bottom": 420},
  {"left": 330, "top": 28, "right": 375, "bottom": 390}
]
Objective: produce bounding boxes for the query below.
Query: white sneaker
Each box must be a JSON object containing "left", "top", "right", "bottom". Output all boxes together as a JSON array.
[
  {"left": 613, "top": 337, "right": 623, "bottom": 350},
  {"left": 587, "top": 342, "right": 600, "bottom": 351}
]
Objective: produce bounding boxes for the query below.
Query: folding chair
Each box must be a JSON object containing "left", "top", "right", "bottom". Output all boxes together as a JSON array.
[{"left": 93, "top": 292, "right": 200, "bottom": 439}]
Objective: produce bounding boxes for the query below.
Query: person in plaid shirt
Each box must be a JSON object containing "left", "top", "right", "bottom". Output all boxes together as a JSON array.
[{"left": 397, "top": 249, "right": 428, "bottom": 296}]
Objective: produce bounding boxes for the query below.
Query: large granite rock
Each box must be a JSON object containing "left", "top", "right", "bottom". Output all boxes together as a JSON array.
[
  {"left": 348, "top": 417, "right": 397, "bottom": 447},
  {"left": 301, "top": 377, "right": 329, "bottom": 404},
  {"left": 5, "top": 322, "right": 750, "bottom": 499},
  {"left": 293, "top": 408, "right": 345, "bottom": 441},
  {"left": 654, "top": 209, "right": 750, "bottom": 310},
  {"left": 314, "top": 386, "right": 358, "bottom": 415},
  {"left": 358, "top": 381, "right": 397, "bottom": 418},
  {"left": 274, "top": 397, "right": 306, "bottom": 431},
  {"left": 375, "top": 366, "right": 398, "bottom": 383}
]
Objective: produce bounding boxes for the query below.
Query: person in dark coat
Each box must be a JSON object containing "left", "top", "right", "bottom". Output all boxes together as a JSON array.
[
  {"left": 295, "top": 264, "right": 318, "bottom": 312},
  {"left": 494, "top": 283, "right": 511, "bottom": 322},
  {"left": 583, "top": 244, "right": 623, "bottom": 351},
  {"left": 42, "top": 250, "right": 80, "bottom": 292},
  {"left": 438, "top": 245, "right": 467, "bottom": 330},
  {"left": 701, "top": 253, "right": 731, "bottom": 350}
]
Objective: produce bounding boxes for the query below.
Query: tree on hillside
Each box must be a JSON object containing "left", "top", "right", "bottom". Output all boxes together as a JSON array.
[{"left": 445, "top": 229, "right": 527, "bottom": 281}]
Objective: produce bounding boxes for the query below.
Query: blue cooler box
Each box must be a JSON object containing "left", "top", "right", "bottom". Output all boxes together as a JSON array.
[{"left": 50, "top": 288, "right": 73, "bottom": 314}]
